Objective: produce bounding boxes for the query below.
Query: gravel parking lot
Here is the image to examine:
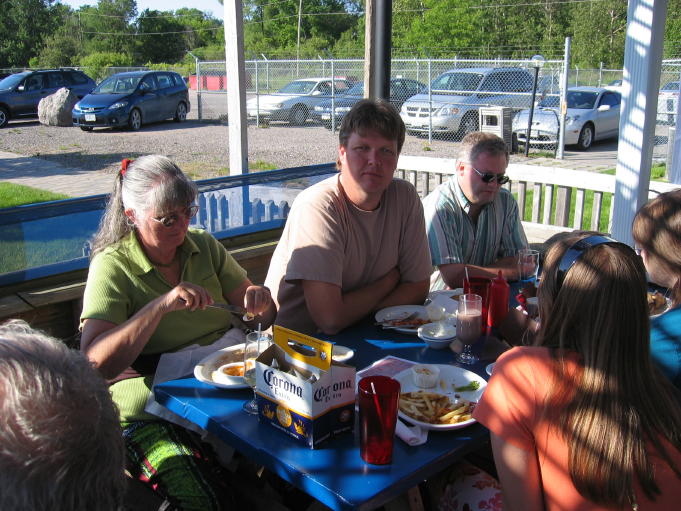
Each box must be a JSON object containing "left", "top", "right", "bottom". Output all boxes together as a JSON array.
[
  {"left": 0, "top": 118, "right": 467, "bottom": 181},
  {"left": 1, "top": 88, "right": 642, "bottom": 185}
]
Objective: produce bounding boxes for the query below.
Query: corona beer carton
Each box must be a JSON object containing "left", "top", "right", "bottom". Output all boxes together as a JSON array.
[{"left": 255, "top": 325, "right": 355, "bottom": 448}]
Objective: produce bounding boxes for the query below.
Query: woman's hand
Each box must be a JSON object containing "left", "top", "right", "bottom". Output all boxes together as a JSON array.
[
  {"left": 244, "top": 285, "right": 273, "bottom": 317},
  {"left": 161, "top": 281, "right": 214, "bottom": 312},
  {"left": 225, "top": 280, "right": 277, "bottom": 329}
]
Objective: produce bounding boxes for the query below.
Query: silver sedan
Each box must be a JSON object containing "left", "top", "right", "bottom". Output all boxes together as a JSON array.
[
  {"left": 246, "top": 78, "right": 352, "bottom": 126},
  {"left": 513, "top": 86, "right": 621, "bottom": 150}
]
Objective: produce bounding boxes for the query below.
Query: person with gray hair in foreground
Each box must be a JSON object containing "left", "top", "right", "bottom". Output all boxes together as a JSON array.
[{"left": 0, "top": 319, "right": 125, "bottom": 511}]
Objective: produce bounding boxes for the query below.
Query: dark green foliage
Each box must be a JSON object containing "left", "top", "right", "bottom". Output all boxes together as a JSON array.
[
  {"left": 5, "top": 0, "right": 681, "bottom": 71},
  {"left": 0, "top": 0, "right": 61, "bottom": 67},
  {"left": 135, "top": 9, "right": 186, "bottom": 64}
]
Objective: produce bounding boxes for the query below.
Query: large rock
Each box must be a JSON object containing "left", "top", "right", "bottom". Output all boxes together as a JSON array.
[{"left": 38, "top": 87, "right": 79, "bottom": 127}]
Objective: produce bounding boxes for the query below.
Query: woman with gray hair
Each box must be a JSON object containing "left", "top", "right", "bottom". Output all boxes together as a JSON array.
[
  {"left": 80, "top": 155, "right": 276, "bottom": 509},
  {"left": 0, "top": 320, "right": 125, "bottom": 511}
]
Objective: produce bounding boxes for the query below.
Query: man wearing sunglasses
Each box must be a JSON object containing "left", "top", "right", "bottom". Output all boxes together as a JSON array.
[{"left": 423, "top": 132, "right": 528, "bottom": 289}]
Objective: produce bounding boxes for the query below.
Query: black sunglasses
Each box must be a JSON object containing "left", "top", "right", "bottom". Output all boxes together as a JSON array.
[
  {"left": 151, "top": 205, "right": 199, "bottom": 228},
  {"left": 470, "top": 165, "right": 510, "bottom": 185}
]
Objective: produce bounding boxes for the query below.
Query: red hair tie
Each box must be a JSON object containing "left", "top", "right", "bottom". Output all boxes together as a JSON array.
[{"left": 120, "top": 158, "right": 132, "bottom": 177}]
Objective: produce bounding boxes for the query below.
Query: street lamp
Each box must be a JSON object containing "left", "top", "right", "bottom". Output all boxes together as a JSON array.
[{"left": 525, "top": 54, "right": 546, "bottom": 157}]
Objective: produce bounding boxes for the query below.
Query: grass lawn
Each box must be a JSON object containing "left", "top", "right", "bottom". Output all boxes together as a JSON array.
[{"left": 0, "top": 183, "right": 69, "bottom": 209}]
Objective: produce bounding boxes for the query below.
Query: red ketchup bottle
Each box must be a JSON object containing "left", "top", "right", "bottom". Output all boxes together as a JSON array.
[{"left": 487, "top": 271, "right": 510, "bottom": 328}]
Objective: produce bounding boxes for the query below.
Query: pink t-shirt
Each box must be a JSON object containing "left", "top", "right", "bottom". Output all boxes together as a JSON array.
[
  {"left": 474, "top": 346, "right": 681, "bottom": 511},
  {"left": 265, "top": 174, "right": 432, "bottom": 334}
]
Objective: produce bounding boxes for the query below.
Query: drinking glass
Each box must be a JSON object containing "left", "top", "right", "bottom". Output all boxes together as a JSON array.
[
  {"left": 243, "top": 331, "right": 272, "bottom": 415},
  {"left": 358, "top": 376, "right": 401, "bottom": 465},
  {"left": 518, "top": 248, "right": 540, "bottom": 284},
  {"left": 463, "top": 277, "right": 491, "bottom": 334},
  {"left": 456, "top": 294, "right": 482, "bottom": 365}
]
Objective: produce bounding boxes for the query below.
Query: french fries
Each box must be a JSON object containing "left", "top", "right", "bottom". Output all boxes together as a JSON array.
[{"left": 399, "top": 390, "right": 475, "bottom": 425}]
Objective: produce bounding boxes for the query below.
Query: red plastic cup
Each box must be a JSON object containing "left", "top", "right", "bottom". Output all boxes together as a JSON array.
[
  {"left": 464, "top": 277, "right": 491, "bottom": 334},
  {"left": 358, "top": 376, "right": 401, "bottom": 465}
]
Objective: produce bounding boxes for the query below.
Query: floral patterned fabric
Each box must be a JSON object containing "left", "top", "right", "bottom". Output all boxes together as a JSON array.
[{"left": 438, "top": 462, "right": 502, "bottom": 511}]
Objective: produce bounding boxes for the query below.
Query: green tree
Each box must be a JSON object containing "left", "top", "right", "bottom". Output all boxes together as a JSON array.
[
  {"left": 393, "top": 0, "right": 486, "bottom": 58},
  {"left": 569, "top": 0, "right": 627, "bottom": 67},
  {"left": 175, "top": 8, "right": 224, "bottom": 51},
  {"left": 34, "top": 5, "right": 83, "bottom": 68},
  {"left": 0, "top": 0, "right": 60, "bottom": 67},
  {"left": 664, "top": 0, "right": 681, "bottom": 59},
  {"left": 332, "top": 22, "right": 364, "bottom": 58},
  {"left": 80, "top": 51, "right": 134, "bottom": 81},
  {"left": 243, "top": 0, "right": 360, "bottom": 58},
  {"left": 135, "top": 9, "right": 186, "bottom": 64},
  {"left": 79, "top": 0, "right": 137, "bottom": 57}
]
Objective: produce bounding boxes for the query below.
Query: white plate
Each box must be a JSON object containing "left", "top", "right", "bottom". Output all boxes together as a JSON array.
[
  {"left": 426, "top": 288, "right": 464, "bottom": 302},
  {"left": 394, "top": 365, "right": 487, "bottom": 431},
  {"left": 375, "top": 305, "right": 429, "bottom": 334},
  {"left": 332, "top": 345, "right": 354, "bottom": 363},
  {"left": 194, "top": 343, "right": 249, "bottom": 389}
]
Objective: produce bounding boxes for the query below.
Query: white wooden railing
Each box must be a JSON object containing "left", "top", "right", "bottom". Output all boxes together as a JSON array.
[{"left": 396, "top": 155, "right": 680, "bottom": 243}]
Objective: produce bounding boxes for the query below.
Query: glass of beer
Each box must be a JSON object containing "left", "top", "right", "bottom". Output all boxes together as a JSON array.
[
  {"left": 243, "top": 331, "right": 272, "bottom": 415},
  {"left": 456, "top": 294, "right": 482, "bottom": 365}
]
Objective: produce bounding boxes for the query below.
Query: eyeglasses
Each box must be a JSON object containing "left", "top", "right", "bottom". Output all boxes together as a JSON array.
[
  {"left": 151, "top": 205, "right": 199, "bottom": 227},
  {"left": 470, "top": 165, "right": 510, "bottom": 185}
]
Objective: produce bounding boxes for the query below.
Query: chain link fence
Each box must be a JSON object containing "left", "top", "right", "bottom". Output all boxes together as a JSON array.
[{"left": 193, "top": 57, "right": 566, "bottom": 154}]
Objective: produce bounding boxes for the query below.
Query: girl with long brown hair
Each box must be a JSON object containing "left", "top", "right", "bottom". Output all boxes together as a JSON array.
[{"left": 472, "top": 232, "right": 681, "bottom": 510}]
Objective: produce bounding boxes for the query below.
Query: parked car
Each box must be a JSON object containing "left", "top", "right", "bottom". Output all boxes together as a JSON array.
[
  {"left": 246, "top": 77, "right": 352, "bottom": 125},
  {"left": 512, "top": 86, "right": 621, "bottom": 150},
  {"left": 72, "top": 70, "right": 190, "bottom": 131},
  {"left": 0, "top": 69, "right": 96, "bottom": 128},
  {"left": 657, "top": 81, "right": 679, "bottom": 125},
  {"left": 311, "top": 78, "right": 426, "bottom": 128},
  {"left": 399, "top": 67, "right": 535, "bottom": 137},
  {"left": 604, "top": 79, "right": 623, "bottom": 92}
]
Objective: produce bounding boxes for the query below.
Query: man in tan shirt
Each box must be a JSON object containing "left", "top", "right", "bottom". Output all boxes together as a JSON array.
[{"left": 265, "top": 99, "right": 432, "bottom": 335}]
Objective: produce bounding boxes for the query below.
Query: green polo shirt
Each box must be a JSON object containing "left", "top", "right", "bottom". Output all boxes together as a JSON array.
[{"left": 81, "top": 228, "right": 247, "bottom": 422}]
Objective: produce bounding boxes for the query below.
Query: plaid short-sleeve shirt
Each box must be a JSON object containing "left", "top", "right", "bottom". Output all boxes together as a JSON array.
[{"left": 423, "top": 176, "right": 527, "bottom": 290}]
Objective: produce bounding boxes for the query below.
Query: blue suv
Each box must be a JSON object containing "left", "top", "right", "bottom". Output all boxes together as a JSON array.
[
  {"left": 72, "top": 70, "right": 190, "bottom": 131},
  {"left": 0, "top": 69, "right": 96, "bottom": 128}
]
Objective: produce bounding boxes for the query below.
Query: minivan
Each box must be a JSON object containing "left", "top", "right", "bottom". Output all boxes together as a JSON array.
[
  {"left": 399, "top": 67, "right": 534, "bottom": 137},
  {"left": 72, "top": 70, "right": 190, "bottom": 131}
]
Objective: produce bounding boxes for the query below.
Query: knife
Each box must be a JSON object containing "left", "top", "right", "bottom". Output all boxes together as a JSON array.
[
  {"left": 178, "top": 298, "right": 253, "bottom": 319},
  {"left": 206, "top": 302, "right": 248, "bottom": 315}
]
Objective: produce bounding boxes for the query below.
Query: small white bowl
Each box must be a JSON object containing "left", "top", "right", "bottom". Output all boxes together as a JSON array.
[
  {"left": 211, "top": 362, "right": 245, "bottom": 386},
  {"left": 411, "top": 364, "right": 440, "bottom": 388},
  {"left": 418, "top": 322, "right": 457, "bottom": 349}
]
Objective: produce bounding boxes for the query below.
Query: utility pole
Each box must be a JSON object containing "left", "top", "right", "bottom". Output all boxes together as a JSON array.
[{"left": 297, "top": 0, "right": 303, "bottom": 62}]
